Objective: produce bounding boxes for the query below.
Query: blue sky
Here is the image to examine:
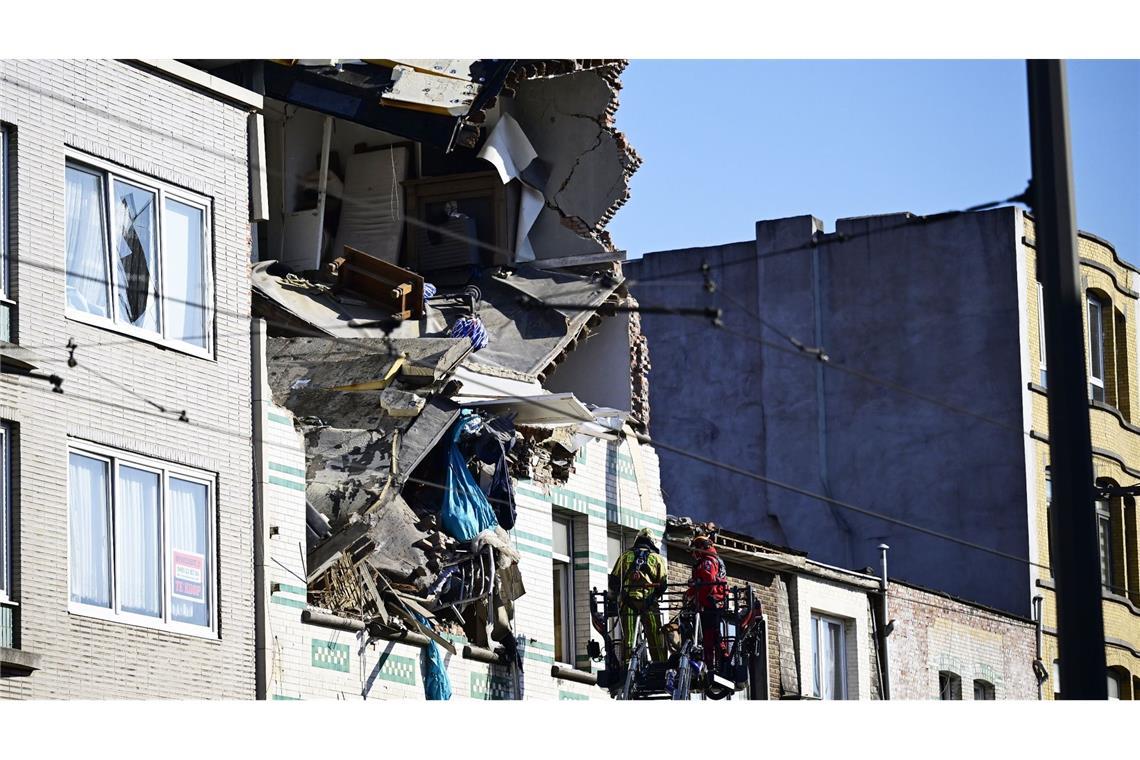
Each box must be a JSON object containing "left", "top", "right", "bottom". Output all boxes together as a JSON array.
[{"left": 608, "top": 60, "right": 1139, "bottom": 263}]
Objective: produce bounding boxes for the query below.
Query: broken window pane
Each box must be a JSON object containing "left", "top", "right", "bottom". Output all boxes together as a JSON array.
[
  {"left": 169, "top": 477, "right": 210, "bottom": 627},
  {"left": 164, "top": 199, "right": 208, "bottom": 348},
  {"left": 114, "top": 180, "right": 160, "bottom": 332},
  {"left": 65, "top": 165, "right": 111, "bottom": 318}
]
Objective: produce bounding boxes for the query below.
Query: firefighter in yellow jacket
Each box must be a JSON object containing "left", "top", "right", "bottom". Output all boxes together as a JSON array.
[{"left": 609, "top": 528, "right": 668, "bottom": 663}]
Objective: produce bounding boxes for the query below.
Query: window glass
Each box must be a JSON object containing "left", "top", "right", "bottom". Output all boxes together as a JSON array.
[
  {"left": 113, "top": 181, "right": 160, "bottom": 333},
  {"left": 68, "top": 453, "right": 111, "bottom": 608},
  {"left": 973, "top": 679, "right": 995, "bottom": 700},
  {"left": 607, "top": 531, "right": 623, "bottom": 569},
  {"left": 812, "top": 614, "right": 846, "bottom": 699},
  {"left": 164, "top": 199, "right": 207, "bottom": 348},
  {"left": 0, "top": 424, "right": 8, "bottom": 599},
  {"left": 169, "top": 477, "right": 210, "bottom": 627},
  {"left": 1106, "top": 671, "right": 1121, "bottom": 700},
  {"left": 552, "top": 514, "right": 572, "bottom": 559},
  {"left": 65, "top": 166, "right": 111, "bottom": 318},
  {"left": 553, "top": 562, "right": 568, "bottom": 664},
  {"left": 939, "top": 671, "right": 962, "bottom": 700},
  {"left": 1, "top": 125, "right": 7, "bottom": 297},
  {"left": 1037, "top": 282, "right": 1047, "bottom": 386},
  {"left": 1096, "top": 499, "right": 1113, "bottom": 591},
  {"left": 117, "top": 465, "right": 161, "bottom": 618},
  {"left": 1088, "top": 296, "right": 1105, "bottom": 401}
]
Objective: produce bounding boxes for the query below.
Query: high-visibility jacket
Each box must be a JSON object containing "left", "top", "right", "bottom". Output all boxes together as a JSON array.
[{"left": 610, "top": 546, "right": 667, "bottom": 602}]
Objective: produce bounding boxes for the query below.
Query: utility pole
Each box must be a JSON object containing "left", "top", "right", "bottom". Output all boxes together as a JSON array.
[{"left": 1026, "top": 59, "right": 1107, "bottom": 699}]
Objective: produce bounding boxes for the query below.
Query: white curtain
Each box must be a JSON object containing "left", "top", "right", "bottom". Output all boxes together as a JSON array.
[
  {"left": 164, "top": 200, "right": 206, "bottom": 348},
  {"left": 169, "top": 477, "right": 209, "bottom": 626},
  {"left": 68, "top": 453, "right": 111, "bottom": 607},
  {"left": 117, "top": 466, "right": 160, "bottom": 617},
  {"left": 65, "top": 167, "right": 111, "bottom": 317},
  {"left": 813, "top": 617, "right": 844, "bottom": 699}
]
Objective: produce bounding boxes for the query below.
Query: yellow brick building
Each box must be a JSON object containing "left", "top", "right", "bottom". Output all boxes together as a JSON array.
[{"left": 1024, "top": 213, "right": 1140, "bottom": 699}]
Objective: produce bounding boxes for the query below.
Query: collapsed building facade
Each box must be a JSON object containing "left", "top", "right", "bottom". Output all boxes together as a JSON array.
[{"left": 183, "top": 59, "right": 666, "bottom": 699}]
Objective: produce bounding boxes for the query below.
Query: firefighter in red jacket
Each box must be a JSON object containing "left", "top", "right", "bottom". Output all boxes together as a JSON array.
[{"left": 686, "top": 534, "right": 727, "bottom": 671}]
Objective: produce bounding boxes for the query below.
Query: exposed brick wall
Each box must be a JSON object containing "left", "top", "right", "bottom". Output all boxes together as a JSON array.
[
  {"left": 887, "top": 581, "right": 1037, "bottom": 700},
  {"left": 0, "top": 60, "right": 255, "bottom": 699},
  {"left": 666, "top": 548, "right": 788, "bottom": 699}
]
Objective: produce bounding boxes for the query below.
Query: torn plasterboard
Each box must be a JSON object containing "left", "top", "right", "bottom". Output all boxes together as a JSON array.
[
  {"left": 478, "top": 113, "right": 543, "bottom": 263},
  {"left": 508, "top": 63, "right": 642, "bottom": 257}
]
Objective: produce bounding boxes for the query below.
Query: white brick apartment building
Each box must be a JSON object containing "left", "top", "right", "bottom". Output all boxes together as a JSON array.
[{"left": 0, "top": 60, "right": 261, "bottom": 698}]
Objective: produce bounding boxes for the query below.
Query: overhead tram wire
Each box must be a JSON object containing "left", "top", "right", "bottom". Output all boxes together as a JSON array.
[{"left": 16, "top": 313, "right": 1053, "bottom": 576}]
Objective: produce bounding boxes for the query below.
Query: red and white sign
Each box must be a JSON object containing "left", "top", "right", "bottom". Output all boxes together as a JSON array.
[{"left": 172, "top": 549, "right": 205, "bottom": 603}]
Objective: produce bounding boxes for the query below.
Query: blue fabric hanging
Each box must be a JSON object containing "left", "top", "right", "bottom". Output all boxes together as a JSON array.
[
  {"left": 438, "top": 411, "right": 499, "bottom": 542},
  {"left": 414, "top": 613, "right": 452, "bottom": 701},
  {"left": 449, "top": 314, "right": 489, "bottom": 351}
]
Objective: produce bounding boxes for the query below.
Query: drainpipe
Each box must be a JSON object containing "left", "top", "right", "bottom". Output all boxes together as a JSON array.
[
  {"left": 812, "top": 243, "right": 854, "bottom": 566},
  {"left": 876, "top": 543, "right": 893, "bottom": 700},
  {"left": 313, "top": 115, "right": 333, "bottom": 270},
  {"left": 251, "top": 318, "right": 269, "bottom": 699},
  {"left": 1032, "top": 595, "right": 1046, "bottom": 700}
]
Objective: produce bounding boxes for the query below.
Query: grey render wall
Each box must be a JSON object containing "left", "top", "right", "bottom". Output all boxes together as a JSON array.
[
  {"left": 626, "top": 207, "right": 1032, "bottom": 616},
  {"left": 622, "top": 240, "right": 765, "bottom": 521},
  {"left": 0, "top": 60, "right": 256, "bottom": 698}
]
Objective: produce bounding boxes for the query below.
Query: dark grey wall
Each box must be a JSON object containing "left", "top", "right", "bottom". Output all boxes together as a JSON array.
[{"left": 625, "top": 207, "right": 1033, "bottom": 615}]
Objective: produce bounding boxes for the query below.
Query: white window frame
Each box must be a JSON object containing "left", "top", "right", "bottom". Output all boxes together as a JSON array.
[
  {"left": 552, "top": 512, "right": 575, "bottom": 666},
  {"left": 1, "top": 124, "right": 8, "bottom": 299},
  {"left": 1037, "top": 281, "right": 1047, "bottom": 386},
  {"left": 67, "top": 441, "right": 218, "bottom": 638},
  {"left": 810, "top": 612, "right": 848, "bottom": 700},
  {"left": 0, "top": 423, "right": 10, "bottom": 603},
  {"left": 64, "top": 154, "right": 214, "bottom": 359},
  {"left": 1088, "top": 293, "right": 1106, "bottom": 402}
]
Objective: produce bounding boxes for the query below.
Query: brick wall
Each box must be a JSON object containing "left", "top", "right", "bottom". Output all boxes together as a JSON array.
[
  {"left": 0, "top": 60, "right": 256, "bottom": 699},
  {"left": 887, "top": 581, "right": 1037, "bottom": 700}
]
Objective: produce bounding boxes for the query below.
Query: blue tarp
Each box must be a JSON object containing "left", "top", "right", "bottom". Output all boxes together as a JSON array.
[
  {"left": 415, "top": 613, "right": 453, "bottom": 701},
  {"left": 438, "top": 411, "right": 499, "bottom": 542}
]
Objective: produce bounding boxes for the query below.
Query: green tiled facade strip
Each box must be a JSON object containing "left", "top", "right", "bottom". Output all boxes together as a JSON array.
[
  {"left": 311, "top": 639, "right": 351, "bottom": 673},
  {"left": 560, "top": 691, "right": 590, "bottom": 700},
  {"left": 267, "top": 412, "right": 294, "bottom": 427},
  {"left": 574, "top": 562, "right": 610, "bottom": 575},
  {"left": 274, "top": 583, "right": 307, "bottom": 597},
  {"left": 517, "top": 544, "right": 552, "bottom": 559},
  {"left": 268, "top": 461, "right": 306, "bottom": 478},
  {"left": 268, "top": 475, "right": 306, "bottom": 492},
  {"left": 527, "top": 639, "right": 556, "bottom": 653},
  {"left": 574, "top": 550, "right": 609, "bottom": 562},
  {"left": 524, "top": 650, "right": 554, "bottom": 665},
  {"left": 373, "top": 653, "right": 418, "bottom": 686},
  {"left": 511, "top": 529, "right": 552, "bottom": 547},
  {"left": 271, "top": 595, "right": 307, "bottom": 609},
  {"left": 515, "top": 485, "right": 664, "bottom": 532},
  {"left": 272, "top": 694, "right": 301, "bottom": 700}
]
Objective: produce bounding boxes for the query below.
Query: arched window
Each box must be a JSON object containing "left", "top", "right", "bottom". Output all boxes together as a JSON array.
[
  {"left": 1087, "top": 291, "right": 1108, "bottom": 403},
  {"left": 939, "top": 671, "right": 962, "bottom": 700},
  {"left": 973, "top": 679, "right": 995, "bottom": 700},
  {"left": 1106, "top": 668, "right": 1128, "bottom": 700}
]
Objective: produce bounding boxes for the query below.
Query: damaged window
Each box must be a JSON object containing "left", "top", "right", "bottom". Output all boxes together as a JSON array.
[
  {"left": 552, "top": 513, "right": 575, "bottom": 665},
  {"left": 65, "top": 157, "right": 212, "bottom": 354},
  {"left": 68, "top": 443, "right": 216, "bottom": 634}
]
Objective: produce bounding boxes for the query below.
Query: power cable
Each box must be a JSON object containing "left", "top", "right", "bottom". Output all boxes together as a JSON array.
[{"left": 12, "top": 315, "right": 1054, "bottom": 575}]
